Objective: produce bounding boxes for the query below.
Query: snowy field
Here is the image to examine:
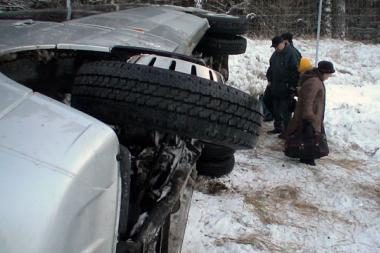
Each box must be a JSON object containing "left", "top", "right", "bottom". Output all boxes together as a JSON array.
[{"left": 182, "top": 39, "right": 380, "bottom": 253}]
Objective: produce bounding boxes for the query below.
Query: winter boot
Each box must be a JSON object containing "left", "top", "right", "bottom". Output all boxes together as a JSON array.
[{"left": 300, "top": 158, "right": 316, "bottom": 166}]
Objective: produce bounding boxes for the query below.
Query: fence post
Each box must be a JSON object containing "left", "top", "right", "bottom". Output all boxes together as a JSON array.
[
  {"left": 315, "top": 0, "right": 323, "bottom": 65},
  {"left": 66, "top": 0, "right": 72, "bottom": 21}
]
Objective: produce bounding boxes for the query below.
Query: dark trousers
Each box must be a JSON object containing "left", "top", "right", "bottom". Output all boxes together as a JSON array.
[
  {"left": 259, "top": 95, "right": 273, "bottom": 121},
  {"left": 272, "top": 97, "right": 291, "bottom": 132},
  {"left": 262, "top": 86, "right": 273, "bottom": 115}
]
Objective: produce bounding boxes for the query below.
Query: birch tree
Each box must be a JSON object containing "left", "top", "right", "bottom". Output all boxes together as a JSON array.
[
  {"left": 333, "top": 0, "right": 346, "bottom": 39},
  {"left": 322, "top": 0, "right": 332, "bottom": 37}
]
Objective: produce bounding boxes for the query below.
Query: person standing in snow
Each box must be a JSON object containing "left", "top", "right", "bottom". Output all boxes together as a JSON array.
[
  {"left": 285, "top": 61, "right": 335, "bottom": 165},
  {"left": 266, "top": 35, "right": 301, "bottom": 137},
  {"left": 262, "top": 32, "right": 304, "bottom": 123},
  {"left": 281, "top": 32, "right": 303, "bottom": 114},
  {"left": 281, "top": 32, "right": 302, "bottom": 60}
]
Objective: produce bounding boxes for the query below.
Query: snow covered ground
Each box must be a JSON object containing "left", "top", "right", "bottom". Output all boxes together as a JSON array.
[{"left": 182, "top": 39, "right": 380, "bottom": 253}]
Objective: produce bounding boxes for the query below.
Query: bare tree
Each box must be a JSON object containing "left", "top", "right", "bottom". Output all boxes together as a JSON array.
[
  {"left": 333, "top": 0, "right": 346, "bottom": 39},
  {"left": 322, "top": 0, "right": 332, "bottom": 37}
]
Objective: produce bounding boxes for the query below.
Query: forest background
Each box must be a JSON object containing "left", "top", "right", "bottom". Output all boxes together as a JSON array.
[{"left": 1, "top": 0, "right": 378, "bottom": 42}]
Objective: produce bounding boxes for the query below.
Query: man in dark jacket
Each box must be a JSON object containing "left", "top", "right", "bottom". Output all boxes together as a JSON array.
[
  {"left": 266, "top": 36, "right": 301, "bottom": 136},
  {"left": 281, "top": 32, "right": 302, "bottom": 59},
  {"left": 286, "top": 61, "right": 335, "bottom": 165},
  {"left": 263, "top": 32, "right": 302, "bottom": 123}
]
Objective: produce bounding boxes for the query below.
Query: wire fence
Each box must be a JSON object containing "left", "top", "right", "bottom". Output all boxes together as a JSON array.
[
  {"left": 205, "top": 0, "right": 379, "bottom": 42},
  {"left": 345, "top": 0, "right": 379, "bottom": 41},
  {"left": 0, "top": 0, "right": 379, "bottom": 42}
]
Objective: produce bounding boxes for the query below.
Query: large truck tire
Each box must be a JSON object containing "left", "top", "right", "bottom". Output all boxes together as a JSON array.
[
  {"left": 71, "top": 61, "right": 261, "bottom": 149},
  {"left": 196, "top": 143, "right": 235, "bottom": 177},
  {"left": 198, "top": 35, "right": 247, "bottom": 55},
  {"left": 198, "top": 13, "right": 248, "bottom": 36},
  {"left": 196, "top": 155, "right": 235, "bottom": 178},
  {"left": 198, "top": 143, "right": 235, "bottom": 162}
]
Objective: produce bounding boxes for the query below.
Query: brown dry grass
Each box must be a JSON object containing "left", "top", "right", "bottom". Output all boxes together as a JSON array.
[
  {"left": 244, "top": 185, "right": 354, "bottom": 226},
  {"left": 293, "top": 201, "right": 319, "bottom": 214},
  {"left": 355, "top": 183, "right": 380, "bottom": 206},
  {"left": 195, "top": 180, "right": 230, "bottom": 195},
  {"left": 244, "top": 185, "right": 300, "bottom": 225},
  {"left": 213, "top": 233, "right": 300, "bottom": 253},
  {"left": 323, "top": 157, "right": 365, "bottom": 172},
  {"left": 294, "top": 200, "right": 354, "bottom": 225}
]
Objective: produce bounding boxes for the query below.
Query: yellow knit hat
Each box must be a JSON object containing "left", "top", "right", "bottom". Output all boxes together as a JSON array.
[{"left": 298, "top": 57, "right": 313, "bottom": 74}]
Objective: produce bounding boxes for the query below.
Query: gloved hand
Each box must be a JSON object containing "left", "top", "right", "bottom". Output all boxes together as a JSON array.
[
  {"left": 288, "top": 97, "right": 296, "bottom": 112},
  {"left": 288, "top": 85, "right": 297, "bottom": 97}
]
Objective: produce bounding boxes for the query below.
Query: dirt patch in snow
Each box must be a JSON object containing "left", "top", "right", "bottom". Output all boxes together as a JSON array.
[
  {"left": 244, "top": 185, "right": 354, "bottom": 226},
  {"left": 213, "top": 233, "right": 299, "bottom": 253},
  {"left": 355, "top": 183, "right": 380, "bottom": 206},
  {"left": 244, "top": 185, "right": 300, "bottom": 225},
  {"left": 323, "top": 157, "right": 365, "bottom": 172},
  {"left": 195, "top": 177, "right": 231, "bottom": 195}
]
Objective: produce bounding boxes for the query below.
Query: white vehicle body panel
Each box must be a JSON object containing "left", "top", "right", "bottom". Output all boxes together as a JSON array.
[
  {"left": 0, "top": 6, "right": 209, "bottom": 55},
  {"left": 0, "top": 73, "right": 120, "bottom": 253}
]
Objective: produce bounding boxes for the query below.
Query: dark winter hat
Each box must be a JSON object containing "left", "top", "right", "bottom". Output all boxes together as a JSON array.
[
  {"left": 271, "top": 36, "right": 284, "bottom": 48},
  {"left": 281, "top": 32, "right": 293, "bottom": 43},
  {"left": 317, "top": 61, "right": 335, "bottom": 74}
]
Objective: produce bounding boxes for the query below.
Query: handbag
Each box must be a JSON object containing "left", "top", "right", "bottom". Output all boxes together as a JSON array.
[
  {"left": 284, "top": 132, "right": 302, "bottom": 158},
  {"left": 285, "top": 80, "right": 329, "bottom": 159},
  {"left": 284, "top": 125, "right": 329, "bottom": 159},
  {"left": 313, "top": 131, "right": 329, "bottom": 158}
]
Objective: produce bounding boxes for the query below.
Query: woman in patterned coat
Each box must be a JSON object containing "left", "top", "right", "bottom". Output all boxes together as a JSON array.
[{"left": 285, "top": 61, "right": 335, "bottom": 165}]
